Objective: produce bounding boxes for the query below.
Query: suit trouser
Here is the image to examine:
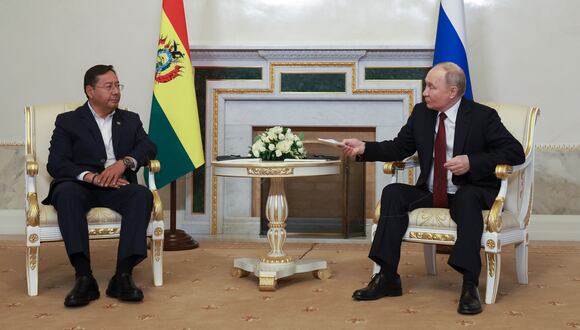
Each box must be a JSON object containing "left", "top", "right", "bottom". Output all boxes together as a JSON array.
[
  {"left": 51, "top": 181, "right": 153, "bottom": 267},
  {"left": 369, "top": 183, "right": 497, "bottom": 277}
]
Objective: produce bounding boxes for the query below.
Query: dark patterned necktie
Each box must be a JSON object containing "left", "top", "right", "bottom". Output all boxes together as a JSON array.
[{"left": 433, "top": 112, "right": 448, "bottom": 208}]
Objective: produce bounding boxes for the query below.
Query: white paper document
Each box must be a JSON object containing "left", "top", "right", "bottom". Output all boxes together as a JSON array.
[{"left": 317, "top": 138, "right": 344, "bottom": 147}]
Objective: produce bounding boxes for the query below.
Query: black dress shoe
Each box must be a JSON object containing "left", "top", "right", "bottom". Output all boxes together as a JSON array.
[
  {"left": 352, "top": 273, "right": 402, "bottom": 301},
  {"left": 64, "top": 275, "right": 100, "bottom": 307},
  {"left": 458, "top": 281, "right": 482, "bottom": 315},
  {"left": 106, "top": 273, "right": 144, "bottom": 302}
]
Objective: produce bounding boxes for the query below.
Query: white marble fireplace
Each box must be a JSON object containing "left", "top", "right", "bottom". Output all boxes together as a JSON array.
[{"left": 185, "top": 50, "right": 431, "bottom": 235}]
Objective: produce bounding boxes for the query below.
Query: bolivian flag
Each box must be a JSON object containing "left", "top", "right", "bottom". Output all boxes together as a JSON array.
[{"left": 149, "top": 0, "right": 204, "bottom": 188}]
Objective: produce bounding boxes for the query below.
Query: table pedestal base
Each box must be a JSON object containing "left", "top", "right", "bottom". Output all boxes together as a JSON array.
[{"left": 232, "top": 257, "right": 332, "bottom": 291}]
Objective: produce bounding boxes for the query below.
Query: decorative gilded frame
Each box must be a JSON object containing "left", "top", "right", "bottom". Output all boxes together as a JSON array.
[{"left": 209, "top": 62, "right": 418, "bottom": 234}]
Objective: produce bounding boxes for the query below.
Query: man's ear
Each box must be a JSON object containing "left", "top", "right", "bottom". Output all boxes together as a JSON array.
[
  {"left": 85, "top": 85, "right": 94, "bottom": 99},
  {"left": 449, "top": 86, "right": 459, "bottom": 99}
]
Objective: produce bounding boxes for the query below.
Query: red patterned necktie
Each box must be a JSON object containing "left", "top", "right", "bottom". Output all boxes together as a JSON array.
[{"left": 433, "top": 112, "right": 448, "bottom": 208}]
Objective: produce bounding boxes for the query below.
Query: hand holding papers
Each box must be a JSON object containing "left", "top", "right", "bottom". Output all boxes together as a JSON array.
[{"left": 317, "top": 138, "right": 344, "bottom": 147}]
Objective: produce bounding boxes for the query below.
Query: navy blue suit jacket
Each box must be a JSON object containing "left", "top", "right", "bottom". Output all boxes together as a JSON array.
[
  {"left": 42, "top": 102, "right": 157, "bottom": 204},
  {"left": 360, "top": 98, "right": 525, "bottom": 190}
]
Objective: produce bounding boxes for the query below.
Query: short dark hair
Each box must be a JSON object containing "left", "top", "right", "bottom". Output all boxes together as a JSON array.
[{"left": 83, "top": 65, "right": 116, "bottom": 97}]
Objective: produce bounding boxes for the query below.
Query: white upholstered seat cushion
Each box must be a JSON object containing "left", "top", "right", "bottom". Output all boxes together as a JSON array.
[
  {"left": 39, "top": 205, "right": 122, "bottom": 226},
  {"left": 407, "top": 208, "right": 520, "bottom": 231}
]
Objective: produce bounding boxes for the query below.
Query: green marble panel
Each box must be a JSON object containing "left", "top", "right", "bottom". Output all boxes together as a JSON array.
[
  {"left": 281, "top": 73, "right": 346, "bottom": 93},
  {"left": 365, "top": 67, "right": 430, "bottom": 81},
  {"left": 192, "top": 67, "right": 262, "bottom": 213}
]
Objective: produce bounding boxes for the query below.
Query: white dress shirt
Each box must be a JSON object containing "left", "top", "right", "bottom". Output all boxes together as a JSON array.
[
  {"left": 76, "top": 102, "right": 119, "bottom": 180},
  {"left": 427, "top": 99, "right": 461, "bottom": 194}
]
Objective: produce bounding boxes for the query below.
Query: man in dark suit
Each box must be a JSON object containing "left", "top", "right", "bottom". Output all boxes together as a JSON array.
[
  {"left": 43, "top": 65, "right": 157, "bottom": 307},
  {"left": 340, "top": 62, "right": 525, "bottom": 314}
]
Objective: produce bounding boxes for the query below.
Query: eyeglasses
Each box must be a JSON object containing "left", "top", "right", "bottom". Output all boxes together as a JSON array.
[{"left": 95, "top": 83, "right": 124, "bottom": 92}]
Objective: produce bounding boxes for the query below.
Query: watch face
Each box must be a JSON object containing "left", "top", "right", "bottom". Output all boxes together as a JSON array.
[{"left": 123, "top": 157, "right": 133, "bottom": 167}]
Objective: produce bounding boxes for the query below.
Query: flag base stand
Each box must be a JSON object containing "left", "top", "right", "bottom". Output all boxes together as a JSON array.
[
  {"left": 162, "top": 181, "right": 200, "bottom": 251},
  {"left": 163, "top": 229, "right": 199, "bottom": 251}
]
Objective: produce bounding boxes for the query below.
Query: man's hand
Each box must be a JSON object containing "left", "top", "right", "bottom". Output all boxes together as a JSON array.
[
  {"left": 96, "top": 160, "right": 127, "bottom": 188},
  {"left": 340, "top": 138, "right": 365, "bottom": 157},
  {"left": 445, "top": 155, "right": 470, "bottom": 175}
]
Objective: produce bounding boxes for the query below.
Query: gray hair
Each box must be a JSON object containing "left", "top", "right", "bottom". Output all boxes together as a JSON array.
[{"left": 433, "top": 62, "right": 466, "bottom": 96}]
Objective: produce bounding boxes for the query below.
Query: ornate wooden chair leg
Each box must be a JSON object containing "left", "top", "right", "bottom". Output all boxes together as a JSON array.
[
  {"left": 423, "top": 244, "right": 437, "bottom": 275},
  {"left": 26, "top": 226, "right": 41, "bottom": 296},
  {"left": 151, "top": 221, "right": 164, "bottom": 287},
  {"left": 485, "top": 252, "right": 501, "bottom": 304},
  {"left": 515, "top": 241, "right": 529, "bottom": 284}
]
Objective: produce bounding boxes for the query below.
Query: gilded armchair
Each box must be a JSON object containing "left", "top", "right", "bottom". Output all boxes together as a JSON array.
[
  {"left": 24, "top": 102, "right": 165, "bottom": 296},
  {"left": 371, "top": 102, "right": 539, "bottom": 304}
]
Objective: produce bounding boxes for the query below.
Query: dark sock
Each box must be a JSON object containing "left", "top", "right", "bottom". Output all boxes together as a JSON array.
[
  {"left": 116, "top": 255, "right": 140, "bottom": 275},
  {"left": 379, "top": 264, "right": 399, "bottom": 282},
  {"left": 462, "top": 270, "right": 479, "bottom": 287},
  {"left": 70, "top": 253, "right": 92, "bottom": 278}
]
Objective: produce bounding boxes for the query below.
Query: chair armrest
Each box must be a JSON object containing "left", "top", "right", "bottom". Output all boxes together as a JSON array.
[
  {"left": 487, "top": 163, "right": 516, "bottom": 233},
  {"left": 383, "top": 156, "right": 419, "bottom": 175},
  {"left": 146, "top": 160, "right": 164, "bottom": 221},
  {"left": 26, "top": 154, "right": 38, "bottom": 177},
  {"left": 24, "top": 154, "right": 40, "bottom": 227}
]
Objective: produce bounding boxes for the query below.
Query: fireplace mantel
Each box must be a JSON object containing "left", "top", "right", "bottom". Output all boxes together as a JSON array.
[{"left": 184, "top": 49, "right": 432, "bottom": 235}]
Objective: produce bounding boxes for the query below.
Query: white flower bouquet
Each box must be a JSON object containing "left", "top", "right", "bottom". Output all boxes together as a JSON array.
[{"left": 249, "top": 126, "right": 307, "bottom": 161}]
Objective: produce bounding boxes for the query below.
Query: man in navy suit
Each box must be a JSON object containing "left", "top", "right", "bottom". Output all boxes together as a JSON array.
[
  {"left": 43, "top": 65, "right": 157, "bottom": 307},
  {"left": 341, "top": 62, "right": 525, "bottom": 314}
]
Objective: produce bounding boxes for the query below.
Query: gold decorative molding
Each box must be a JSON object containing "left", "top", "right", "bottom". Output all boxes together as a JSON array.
[
  {"left": 487, "top": 253, "right": 496, "bottom": 277},
  {"left": 151, "top": 190, "right": 163, "bottom": 221},
  {"left": 247, "top": 167, "right": 294, "bottom": 176},
  {"left": 28, "top": 233, "right": 39, "bottom": 244},
  {"left": 88, "top": 227, "right": 120, "bottom": 236},
  {"left": 231, "top": 268, "right": 250, "bottom": 278},
  {"left": 148, "top": 160, "right": 161, "bottom": 173},
  {"left": 536, "top": 144, "right": 580, "bottom": 152},
  {"left": 373, "top": 202, "right": 380, "bottom": 224},
  {"left": 28, "top": 246, "right": 38, "bottom": 270},
  {"left": 209, "top": 62, "right": 419, "bottom": 235},
  {"left": 268, "top": 223, "right": 286, "bottom": 229},
  {"left": 486, "top": 197, "right": 504, "bottom": 233},
  {"left": 26, "top": 161, "right": 38, "bottom": 176},
  {"left": 259, "top": 255, "right": 293, "bottom": 264},
  {"left": 486, "top": 239, "right": 496, "bottom": 249},
  {"left": 524, "top": 107, "right": 540, "bottom": 156},
  {"left": 495, "top": 165, "right": 513, "bottom": 180},
  {"left": 382, "top": 161, "right": 404, "bottom": 175},
  {"left": 259, "top": 275, "right": 277, "bottom": 291},
  {"left": 524, "top": 190, "right": 533, "bottom": 228},
  {"left": 25, "top": 106, "right": 34, "bottom": 156},
  {"left": 154, "top": 239, "right": 162, "bottom": 262},
  {"left": 408, "top": 231, "right": 455, "bottom": 242},
  {"left": 26, "top": 193, "right": 39, "bottom": 227},
  {"left": 211, "top": 176, "right": 218, "bottom": 234}
]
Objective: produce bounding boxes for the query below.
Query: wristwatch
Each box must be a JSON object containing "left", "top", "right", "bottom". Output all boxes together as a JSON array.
[{"left": 122, "top": 156, "right": 135, "bottom": 169}]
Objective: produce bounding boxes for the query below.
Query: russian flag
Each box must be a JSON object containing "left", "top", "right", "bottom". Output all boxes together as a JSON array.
[{"left": 433, "top": 0, "right": 473, "bottom": 100}]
